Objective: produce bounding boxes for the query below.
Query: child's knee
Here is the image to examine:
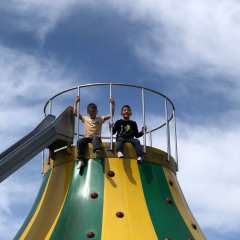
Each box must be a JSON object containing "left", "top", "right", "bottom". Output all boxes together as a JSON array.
[{"left": 132, "top": 139, "right": 140, "bottom": 144}]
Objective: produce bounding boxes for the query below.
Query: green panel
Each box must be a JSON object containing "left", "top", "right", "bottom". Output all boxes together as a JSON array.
[
  {"left": 50, "top": 158, "right": 104, "bottom": 240},
  {"left": 139, "top": 162, "right": 194, "bottom": 240},
  {"left": 14, "top": 170, "right": 51, "bottom": 240}
]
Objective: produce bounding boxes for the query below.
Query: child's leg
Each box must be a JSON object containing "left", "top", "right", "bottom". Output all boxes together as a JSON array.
[
  {"left": 116, "top": 137, "right": 126, "bottom": 153},
  {"left": 129, "top": 138, "right": 143, "bottom": 157},
  {"left": 91, "top": 136, "right": 102, "bottom": 153},
  {"left": 78, "top": 137, "right": 91, "bottom": 159}
]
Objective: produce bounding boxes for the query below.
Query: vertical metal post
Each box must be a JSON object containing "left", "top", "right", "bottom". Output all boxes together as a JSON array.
[
  {"left": 173, "top": 109, "right": 179, "bottom": 171},
  {"left": 47, "top": 100, "right": 53, "bottom": 168},
  {"left": 76, "top": 87, "right": 80, "bottom": 145},
  {"left": 149, "top": 129, "right": 152, "bottom": 147},
  {"left": 109, "top": 84, "right": 113, "bottom": 150},
  {"left": 49, "top": 100, "right": 52, "bottom": 115},
  {"left": 142, "top": 88, "right": 146, "bottom": 153},
  {"left": 42, "top": 96, "right": 52, "bottom": 173},
  {"left": 165, "top": 98, "right": 171, "bottom": 161},
  {"left": 42, "top": 99, "right": 48, "bottom": 173},
  {"left": 41, "top": 150, "right": 44, "bottom": 174}
]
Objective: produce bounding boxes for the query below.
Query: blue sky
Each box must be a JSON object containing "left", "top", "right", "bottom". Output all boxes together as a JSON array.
[{"left": 0, "top": 1, "right": 240, "bottom": 239}]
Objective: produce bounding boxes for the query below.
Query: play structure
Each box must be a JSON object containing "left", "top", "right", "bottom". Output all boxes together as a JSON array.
[{"left": 0, "top": 83, "right": 206, "bottom": 239}]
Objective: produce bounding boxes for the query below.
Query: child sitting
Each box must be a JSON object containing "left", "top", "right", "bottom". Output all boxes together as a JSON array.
[
  {"left": 73, "top": 96, "right": 115, "bottom": 168},
  {"left": 112, "top": 105, "right": 145, "bottom": 164}
]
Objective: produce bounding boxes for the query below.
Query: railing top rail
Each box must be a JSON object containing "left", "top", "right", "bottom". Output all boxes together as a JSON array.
[{"left": 43, "top": 83, "right": 175, "bottom": 115}]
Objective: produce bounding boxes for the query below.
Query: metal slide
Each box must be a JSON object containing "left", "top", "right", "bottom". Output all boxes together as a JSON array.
[{"left": 0, "top": 106, "right": 75, "bottom": 183}]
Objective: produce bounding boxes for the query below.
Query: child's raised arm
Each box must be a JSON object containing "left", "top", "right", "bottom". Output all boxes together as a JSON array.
[
  {"left": 103, "top": 97, "right": 115, "bottom": 121},
  {"left": 110, "top": 96, "right": 115, "bottom": 116},
  {"left": 73, "top": 96, "right": 83, "bottom": 120}
]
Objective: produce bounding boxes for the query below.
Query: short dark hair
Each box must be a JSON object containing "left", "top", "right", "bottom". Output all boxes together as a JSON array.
[
  {"left": 87, "top": 103, "right": 97, "bottom": 109},
  {"left": 121, "top": 105, "right": 131, "bottom": 112}
]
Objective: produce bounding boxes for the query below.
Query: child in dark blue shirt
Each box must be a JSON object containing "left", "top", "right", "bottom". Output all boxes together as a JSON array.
[{"left": 112, "top": 105, "right": 145, "bottom": 164}]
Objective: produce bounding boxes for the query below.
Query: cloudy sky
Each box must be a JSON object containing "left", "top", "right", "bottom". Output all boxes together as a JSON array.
[{"left": 0, "top": 0, "right": 240, "bottom": 239}]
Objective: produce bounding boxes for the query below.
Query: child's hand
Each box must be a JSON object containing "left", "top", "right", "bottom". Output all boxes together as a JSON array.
[
  {"left": 110, "top": 97, "right": 115, "bottom": 104},
  {"left": 109, "top": 123, "right": 113, "bottom": 129},
  {"left": 142, "top": 126, "right": 147, "bottom": 133},
  {"left": 75, "top": 96, "right": 80, "bottom": 103}
]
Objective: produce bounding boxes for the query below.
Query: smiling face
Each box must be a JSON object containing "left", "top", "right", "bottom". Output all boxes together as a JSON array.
[{"left": 121, "top": 106, "right": 132, "bottom": 120}]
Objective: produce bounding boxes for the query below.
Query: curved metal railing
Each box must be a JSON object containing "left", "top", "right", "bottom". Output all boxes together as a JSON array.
[{"left": 43, "top": 83, "right": 178, "bottom": 170}]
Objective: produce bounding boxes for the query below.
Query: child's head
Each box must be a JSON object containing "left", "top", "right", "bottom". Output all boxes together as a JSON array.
[
  {"left": 87, "top": 103, "right": 98, "bottom": 118},
  {"left": 121, "top": 105, "right": 132, "bottom": 120}
]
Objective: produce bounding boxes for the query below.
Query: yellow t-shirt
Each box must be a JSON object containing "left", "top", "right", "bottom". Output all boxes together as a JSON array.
[{"left": 82, "top": 116, "right": 107, "bottom": 138}]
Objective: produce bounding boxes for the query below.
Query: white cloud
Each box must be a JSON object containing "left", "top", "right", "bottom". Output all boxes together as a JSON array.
[
  {"left": 3, "top": 0, "right": 240, "bottom": 84},
  {"left": 127, "top": 0, "right": 240, "bottom": 77},
  {"left": 0, "top": 0, "right": 78, "bottom": 41},
  {"left": 0, "top": 215, "right": 20, "bottom": 240},
  {"left": 90, "top": 0, "right": 240, "bottom": 100},
  {"left": 177, "top": 120, "right": 240, "bottom": 233},
  {"left": 0, "top": 45, "right": 74, "bottom": 103},
  {"left": 0, "top": 166, "right": 42, "bottom": 240},
  {"left": 0, "top": 44, "right": 81, "bottom": 149}
]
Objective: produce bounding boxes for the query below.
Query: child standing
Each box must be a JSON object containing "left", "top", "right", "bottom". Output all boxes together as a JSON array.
[
  {"left": 112, "top": 105, "right": 146, "bottom": 164},
  {"left": 74, "top": 96, "right": 115, "bottom": 168}
]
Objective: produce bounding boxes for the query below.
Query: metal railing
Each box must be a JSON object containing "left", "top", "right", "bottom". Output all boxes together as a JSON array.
[{"left": 43, "top": 83, "right": 179, "bottom": 171}]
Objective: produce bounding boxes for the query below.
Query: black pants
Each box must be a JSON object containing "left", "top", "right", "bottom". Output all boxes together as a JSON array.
[{"left": 77, "top": 136, "right": 101, "bottom": 159}]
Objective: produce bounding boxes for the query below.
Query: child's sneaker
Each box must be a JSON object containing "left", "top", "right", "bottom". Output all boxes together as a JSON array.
[
  {"left": 137, "top": 156, "right": 143, "bottom": 164},
  {"left": 117, "top": 152, "right": 124, "bottom": 158},
  {"left": 77, "top": 160, "right": 84, "bottom": 169}
]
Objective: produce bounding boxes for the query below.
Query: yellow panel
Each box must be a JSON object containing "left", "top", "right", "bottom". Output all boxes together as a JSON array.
[
  {"left": 163, "top": 167, "right": 206, "bottom": 240},
  {"left": 20, "top": 161, "right": 73, "bottom": 240},
  {"left": 102, "top": 158, "right": 157, "bottom": 240}
]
